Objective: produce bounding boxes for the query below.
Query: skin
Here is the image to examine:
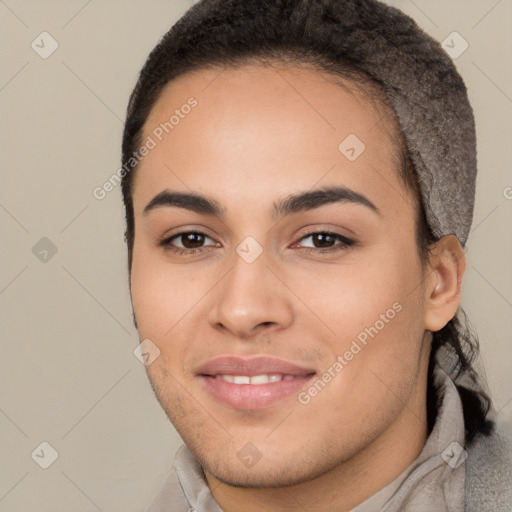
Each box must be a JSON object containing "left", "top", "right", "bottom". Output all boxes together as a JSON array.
[{"left": 129, "top": 62, "right": 465, "bottom": 512}]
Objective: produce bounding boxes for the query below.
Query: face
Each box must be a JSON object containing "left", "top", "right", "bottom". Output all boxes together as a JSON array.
[{"left": 130, "top": 62, "right": 430, "bottom": 487}]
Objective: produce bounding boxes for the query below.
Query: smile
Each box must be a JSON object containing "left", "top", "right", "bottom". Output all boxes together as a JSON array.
[
  {"left": 215, "top": 374, "right": 297, "bottom": 385},
  {"left": 197, "top": 355, "right": 317, "bottom": 410}
]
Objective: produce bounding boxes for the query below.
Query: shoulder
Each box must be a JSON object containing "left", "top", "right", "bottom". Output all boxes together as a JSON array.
[{"left": 465, "top": 412, "right": 512, "bottom": 512}]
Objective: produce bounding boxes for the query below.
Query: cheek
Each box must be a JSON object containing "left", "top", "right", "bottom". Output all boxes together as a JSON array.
[
  {"left": 289, "top": 247, "right": 424, "bottom": 346},
  {"left": 130, "top": 245, "right": 202, "bottom": 338},
  {"left": 130, "top": 255, "right": 201, "bottom": 393},
  {"left": 290, "top": 247, "right": 426, "bottom": 403}
]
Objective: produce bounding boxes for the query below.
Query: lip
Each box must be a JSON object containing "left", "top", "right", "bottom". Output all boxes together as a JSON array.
[{"left": 197, "top": 355, "right": 316, "bottom": 410}]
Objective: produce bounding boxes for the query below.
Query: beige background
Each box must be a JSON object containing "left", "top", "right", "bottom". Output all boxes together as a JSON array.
[{"left": 1, "top": 0, "right": 511, "bottom": 510}]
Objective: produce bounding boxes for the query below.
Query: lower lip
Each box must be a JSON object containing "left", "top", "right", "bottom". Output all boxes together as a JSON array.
[{"left": 200, "top": 375, "right": 315, "bottom": 410}]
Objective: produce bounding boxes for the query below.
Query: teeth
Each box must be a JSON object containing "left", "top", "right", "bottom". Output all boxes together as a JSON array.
[
  {"left": 233, "top": 376, "right": 250, "bottom": 384},
  {"left": 215, "top": 374, "right": 294, "bottom": 385}
]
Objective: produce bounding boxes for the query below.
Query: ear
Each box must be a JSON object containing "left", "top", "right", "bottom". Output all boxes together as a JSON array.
[{"left": 424, "top": 235, "right": 466, "bottom": 332}]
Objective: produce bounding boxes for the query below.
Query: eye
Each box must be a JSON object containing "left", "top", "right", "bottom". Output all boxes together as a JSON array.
[
  {"left": 160, "top": 231, "right": 217, "bottom": 256},
  {"left": 159, "top": 229, "right": 355, "bottom": 257},
  {"left": 294, "top": 231, "right": 355, "bottom": 254}
]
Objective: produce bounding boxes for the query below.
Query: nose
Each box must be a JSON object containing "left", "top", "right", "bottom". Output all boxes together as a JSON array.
[{"left": 207, "top": 249, "right": 294, "bottom": 340}]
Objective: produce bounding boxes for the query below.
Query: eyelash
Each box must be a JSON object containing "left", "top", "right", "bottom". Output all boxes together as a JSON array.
[{"left": 159, "top": 230, "right": 355, "bottom": 257}]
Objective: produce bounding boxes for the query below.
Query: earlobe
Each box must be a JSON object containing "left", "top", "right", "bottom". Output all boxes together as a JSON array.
[{"left": 424, "top": 235, "right": 466, "bottom": 332}]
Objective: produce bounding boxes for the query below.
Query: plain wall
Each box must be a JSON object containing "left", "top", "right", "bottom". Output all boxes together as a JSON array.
[{"left": 1, "top": 1, "right": 511, "bottom": 510}]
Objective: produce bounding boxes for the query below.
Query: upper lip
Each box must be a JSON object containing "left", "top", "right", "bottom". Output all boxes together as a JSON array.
[{"left": 197, "top": 355, "right": 317, "bottom": 377}]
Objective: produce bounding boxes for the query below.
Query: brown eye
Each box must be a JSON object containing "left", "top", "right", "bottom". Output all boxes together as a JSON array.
[
  {"left": 295, "top": 231, "right": 355, "bottom": 254},
  {"left": 173, "top": 232, "right": 209, "bottom": 249},
  {"left": 306, "top": 233, "right": 336, "bottom": 248},
  {"left": 160, "top": 231, "right": 217, "bottom": 256}
]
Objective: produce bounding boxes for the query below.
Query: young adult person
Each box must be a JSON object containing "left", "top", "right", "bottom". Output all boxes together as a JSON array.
[{"left": 120, "top": 1, "right": 512, "bottom": 510}]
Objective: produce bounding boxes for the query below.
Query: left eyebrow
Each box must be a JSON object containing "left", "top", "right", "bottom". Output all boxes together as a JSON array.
[
  {"left": 272, "top": 185, "right": 380, "bottom": 220},
  {"left": 142, "top": 185, "right": 380, "bottom": 220}
]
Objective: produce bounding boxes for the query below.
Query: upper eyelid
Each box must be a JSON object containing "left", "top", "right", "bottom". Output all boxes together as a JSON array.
[
  {"left": 293, "top": 231, "right": 354, "bottom": 248},
  {"left": 165, "top": 229, "right": 353, "bottom": 246}
]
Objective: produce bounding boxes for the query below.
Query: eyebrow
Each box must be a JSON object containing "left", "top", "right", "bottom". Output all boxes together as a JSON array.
[{"left": 142, "top": 185, "right": 380, "bottom": 220}]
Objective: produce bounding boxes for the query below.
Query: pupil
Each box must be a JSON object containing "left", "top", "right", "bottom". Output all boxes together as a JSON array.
[
  {"left": 315, "top": 233, "right": 334, "bottom": 248},
  {"left": 183, "top": 233, "right": 204, "bottom": 249}
]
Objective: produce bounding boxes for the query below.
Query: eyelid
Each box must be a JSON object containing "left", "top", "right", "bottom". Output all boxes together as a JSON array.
[
  {"left": 167, "top": 231, "right": 215, "bottom": 248},
  {"left": 158, "top": 224, "right": 216, "bottom": 243},
  {"left": 160, "top": 227, "right": 356, "bottom": 257},
  {"left": 292, "top": 230, "right": 355, "bottom": 253},
  {"left": 159, "top": 226, "right": 353, "bottom": 244},
  {"left": 294, "top": 227, "right": 354, "bottom": 243}
]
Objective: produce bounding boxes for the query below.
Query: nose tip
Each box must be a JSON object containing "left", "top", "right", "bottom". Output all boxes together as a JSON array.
[
  {"left": 207, "top": 260, "right": 294, "bottom": 340},
  {"left": 214, "top": 310, "right": 283, "bottom": 340}
]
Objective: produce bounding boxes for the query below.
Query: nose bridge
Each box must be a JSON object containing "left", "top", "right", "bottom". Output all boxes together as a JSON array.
[{"left": 208, "top": 241, "right": 293, "bottom": 337}]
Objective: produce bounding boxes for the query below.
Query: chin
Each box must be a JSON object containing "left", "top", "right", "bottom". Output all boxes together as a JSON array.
[
  {"left": 204, "top": 460, "right": 320, "bottom": 489},
  {"left": 195, "top": 443, "right": 338, "bottom": 489}
]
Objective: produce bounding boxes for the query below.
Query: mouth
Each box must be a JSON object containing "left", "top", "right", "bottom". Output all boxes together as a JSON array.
[
  {"left": 214, "top": 374, "right": 299, "bottom": 384},
  {"left": 197, "top": 355, "right": 317, "bottom": 410}
]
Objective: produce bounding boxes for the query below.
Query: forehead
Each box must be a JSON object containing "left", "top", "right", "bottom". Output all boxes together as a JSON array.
[
  {"left": 133, "top": 62, "right": 408, "bottom": 216},
  {"left": 141, "top": 61, "right": 394, "bottom": 147}
]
